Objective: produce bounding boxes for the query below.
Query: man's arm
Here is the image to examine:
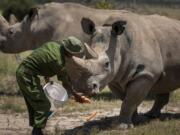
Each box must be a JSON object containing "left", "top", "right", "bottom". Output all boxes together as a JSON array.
[
  {"left": 62, "top": 82, "right": 91, "bottom": 103},
  {"left": 57, "top": 69, "right": 91, "bottom": 103}
]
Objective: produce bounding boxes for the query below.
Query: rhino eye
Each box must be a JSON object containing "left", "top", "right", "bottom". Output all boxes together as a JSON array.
[
  {"left": 103, "top": 58, "right": 110, "bottom": 71},
  {"left": 105, "top": 61, "right": 110, "bottom": 68}
]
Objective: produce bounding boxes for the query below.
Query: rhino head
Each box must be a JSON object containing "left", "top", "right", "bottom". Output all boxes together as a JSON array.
[
  {"left": 66, "top": 17, "right": 128, "bottom": 95},
  {"left": 0, "top": 8, "right": 48, "bottom": 53},
  {"left": 0, "top": 15, "right": 9, "bottom": 51},
  {"left": 65, "top": 42, "right": 111, "bottom": 95}
]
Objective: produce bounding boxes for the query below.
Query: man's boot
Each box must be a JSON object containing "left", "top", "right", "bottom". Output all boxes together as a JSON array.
[{"left": 32, "top": 127, "right": 44, "bottom": 135}]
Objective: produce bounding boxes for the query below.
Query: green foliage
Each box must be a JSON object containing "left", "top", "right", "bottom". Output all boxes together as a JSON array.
[
  {"left": 95, "top": 0, "right": 114, "bottom": 9},
  {"left": 0, "top": 0, "right": 36, "bottom": 21}
]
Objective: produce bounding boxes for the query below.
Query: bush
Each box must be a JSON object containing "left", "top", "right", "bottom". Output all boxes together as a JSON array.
[
  {"left": 95, "top": 0, "right": 114, "bottom": 9},
  {"left": 0, "top": 0, "right": 36, "bottom": 21}
]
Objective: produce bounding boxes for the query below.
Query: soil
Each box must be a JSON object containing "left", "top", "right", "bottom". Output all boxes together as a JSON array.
[{"left": 0, "top": 103, "right": 179, "bottom": 135}]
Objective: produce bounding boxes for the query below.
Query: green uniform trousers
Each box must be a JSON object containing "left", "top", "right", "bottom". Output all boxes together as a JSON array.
[{"left": 16, "top": 63, "right": 51, "bottom": 128}]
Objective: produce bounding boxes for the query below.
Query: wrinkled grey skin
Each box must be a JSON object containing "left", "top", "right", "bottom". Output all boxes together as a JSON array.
[
  {"left": 66, "top": 15, "right": 180, "bottom": 129},
  {"left": 0, "top": 2, "right": 129, "bottom": 53}
]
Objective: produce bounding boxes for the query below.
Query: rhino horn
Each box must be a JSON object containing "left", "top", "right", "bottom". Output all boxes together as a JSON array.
[
  {"left": 84, "top": 43, "right": 98, "bottom": 59},
  {"left": 9, "top": 14, "right": 18, "bottom": 25},
  {"left": 72, "top": 56, "right": 93, "bottom": 71}
]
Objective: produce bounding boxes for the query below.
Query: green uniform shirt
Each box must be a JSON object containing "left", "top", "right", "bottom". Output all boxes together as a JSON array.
[
  {"left": 16, "top": 37, "right": 84, "bottom": 128},
  {"left": 22, "top": 41, "right": 67, "bottom": 81}
]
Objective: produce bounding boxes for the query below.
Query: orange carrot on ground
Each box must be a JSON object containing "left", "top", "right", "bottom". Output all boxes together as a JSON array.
[
  {"left": 80, "top": 96, "right": 92, "bottom": 103},
  {"left": 84, "top": 112, "right": 97, "bottom": 121},
  {"left": 73, "top": 94, "right": 92, "bottom": 103}
]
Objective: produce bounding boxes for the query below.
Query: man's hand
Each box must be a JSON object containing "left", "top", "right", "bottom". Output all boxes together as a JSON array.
[{"left": 62, "top": 80, "right": 92, "bottom": 103}]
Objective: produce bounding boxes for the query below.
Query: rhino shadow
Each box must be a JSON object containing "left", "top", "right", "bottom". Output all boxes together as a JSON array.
[
  {"left": 92, "top": 91, "right": 118, "bottom": 101},
  {"left": 92, "top": 91, "right": 157, "bottom": 101},
  {"left": 61, "top": 113, "right": 180, "bottom": 135}
]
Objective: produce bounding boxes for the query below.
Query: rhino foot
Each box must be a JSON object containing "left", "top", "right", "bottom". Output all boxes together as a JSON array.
[
  {"left": 111, "top": 120, "right": 134, "bottom": 130},
  {"left": 144, "top": 111, "right": 161, "bottom": 118},
  {"left": 116, "top": 123, "right": 134, "bottom": 130},
  {"left": 132, "top": 114, "right": 150, "bottom": 124}
]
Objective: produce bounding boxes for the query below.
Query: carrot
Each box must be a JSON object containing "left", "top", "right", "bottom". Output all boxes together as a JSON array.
[
  {"left": 80, "top": 96, "right": 92, "bottom": 103},
  {"left": 84, "top": 112, "right": 97, "bottom": 121}
]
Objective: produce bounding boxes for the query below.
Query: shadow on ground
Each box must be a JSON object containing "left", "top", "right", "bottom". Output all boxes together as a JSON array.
[
  {"left": 91, "top": 90, "right": 156, "bottom": 101},
  {"left": 92, "top": 91, "right": 117, "bottom": 101},
  {"left": 62, "top": 113, "right": 180, "bottom": 135}
]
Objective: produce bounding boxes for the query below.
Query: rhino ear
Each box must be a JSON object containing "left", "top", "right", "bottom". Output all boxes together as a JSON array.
[
  {"left": 112, "top": 20, "right": 126, "bottom": 35},
  {"left": 81, "top": 17, "right": 95, "bottom": 35},
  {"left": 28, "top": 7, "right": 38, "bottom": 21}
]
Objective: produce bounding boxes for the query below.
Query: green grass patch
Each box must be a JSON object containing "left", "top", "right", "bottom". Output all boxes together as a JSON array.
[
  {"left": 0, "top": 51, "right": 31, "bottom": 75},
  {"left": 0, "top": 96, "right": 26, "bottom": 113},
  {"left": 0, "top": 53, "right": 18, "bottom": 75},
  {"left": 0, "top": 51, "right": 32, "bottom": 94}
]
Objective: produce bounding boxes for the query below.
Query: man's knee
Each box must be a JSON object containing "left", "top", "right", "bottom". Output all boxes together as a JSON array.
[
  {"left": 44, "top": 100, "right": 51, "bottom": 111},
  {"left": 34, "top": 99, "right": 51, "bottom": 111}
]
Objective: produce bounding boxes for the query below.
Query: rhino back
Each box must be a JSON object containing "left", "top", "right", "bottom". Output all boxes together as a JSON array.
[
  {"left": 110, "top": 14, "right": 180, "bottom": 94},
  {"left": 31, "top": 2, "right": 131, "bottom": 47},
  {"left": 147, "top": 16, "right": 180, "bottom": 92},
  {"left": 148, "top": 15, "right": 180, "bottom": 66},
  {"left": 129, "top": 15, "right": 180, "bottom": 93}
]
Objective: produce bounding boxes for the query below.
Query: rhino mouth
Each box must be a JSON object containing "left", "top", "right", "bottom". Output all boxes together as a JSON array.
[{"left": 73, "top": 86, "right": 100, "bottom": 96}]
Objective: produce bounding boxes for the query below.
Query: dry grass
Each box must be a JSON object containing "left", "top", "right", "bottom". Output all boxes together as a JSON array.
[
  {"left": 0, "top": 88, "right": 120, "bottom": 114},
  {"left": 137, "top": 5, "right": 180, "bottom": 20},
  {"left": 0, "top": 89, "right": 179, "bottom": 135},
  {"left": 0, "top": 51, "right": 31, "bottom": 95},
  {"left": 0, "top": 89, "right": 179, "bottom": 114},
  {"left": 0, "top": 96, "right": 26, "bottom": 113},
  {"left": 114, "top": 4, "right": 180, "bottom": 20},
  {"left": 93, "top": 120, "right": 180, "bottom": 135},
  {"left": 61, "top": 88, "right": 121, "bottom": 113}
]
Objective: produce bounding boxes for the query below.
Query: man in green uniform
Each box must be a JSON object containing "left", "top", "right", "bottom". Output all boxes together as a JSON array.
[{"left": 16, "top": 36, "right": 85, "bottom": 135}]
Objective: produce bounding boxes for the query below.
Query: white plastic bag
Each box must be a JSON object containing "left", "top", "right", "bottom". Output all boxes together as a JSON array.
[{"left": 43, "top": 82, "right": 68, "bottom": 111}]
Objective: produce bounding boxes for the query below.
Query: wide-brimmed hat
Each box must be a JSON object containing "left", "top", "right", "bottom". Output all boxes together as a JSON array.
[{"left": 62, "top": 36, "right": 85, "bottom": 55}]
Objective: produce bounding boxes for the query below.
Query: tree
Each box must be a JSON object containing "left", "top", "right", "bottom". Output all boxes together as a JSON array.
[{"left": 0, "top": 0, "right": 36, "bottom": 21}]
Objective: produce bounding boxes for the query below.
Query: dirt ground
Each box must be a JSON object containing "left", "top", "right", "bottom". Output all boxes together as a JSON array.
[{"left": 0, "top": 103, "right": 179, "bottom": 135}]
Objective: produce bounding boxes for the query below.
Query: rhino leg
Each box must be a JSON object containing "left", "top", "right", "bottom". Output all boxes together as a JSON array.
[
  {"left": 144, "top": 93, "right": 170, "bottom": 118},
  {"left": 114, "top": 75, "right": 154, "bottom": 129},
  {"left": 109, "top": 83, "right": 145, "bottom": 122},
  {"left": 108, "top": 82, "right": 125, "bottom": 100}
]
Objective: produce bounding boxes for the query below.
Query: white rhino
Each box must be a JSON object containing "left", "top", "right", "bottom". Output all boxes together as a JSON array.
[
  {"left": 0, "top": 2, "right": 129, "bottom": 53},
  {"left": 65, "top": 14, "right": 180, "bottom": 129}
]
